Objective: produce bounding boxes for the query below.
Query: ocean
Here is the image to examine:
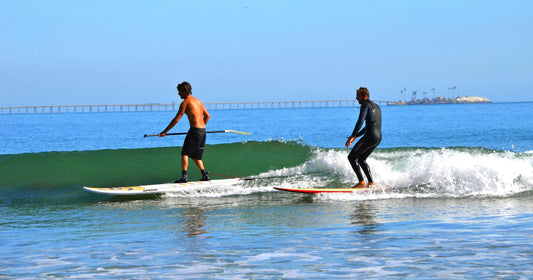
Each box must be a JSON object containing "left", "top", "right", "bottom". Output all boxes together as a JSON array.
[{"left": 1, "top": 102, "right": 532, "bottom": 279}]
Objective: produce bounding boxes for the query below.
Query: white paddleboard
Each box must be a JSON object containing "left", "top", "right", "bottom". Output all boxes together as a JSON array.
[{"left": 83, "top": 178, "right": 249, "bottom": 195}]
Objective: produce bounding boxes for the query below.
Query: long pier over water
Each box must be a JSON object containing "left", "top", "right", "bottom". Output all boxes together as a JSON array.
[{"left": 0, "top": 100, "right": 389, "bottom": 114}]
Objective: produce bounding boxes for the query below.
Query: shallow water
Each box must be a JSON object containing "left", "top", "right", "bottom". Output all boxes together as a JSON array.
[{"left": 3, "top": 193, "right": 533, "bottom": 279}]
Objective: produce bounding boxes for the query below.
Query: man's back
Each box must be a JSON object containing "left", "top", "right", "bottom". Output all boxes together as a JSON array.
[
  {"left": 182, "top": 96, "right": 210, "bottom": 128},
  {"left": 365, "top": 100, "right": 382, "bottom": 132}
]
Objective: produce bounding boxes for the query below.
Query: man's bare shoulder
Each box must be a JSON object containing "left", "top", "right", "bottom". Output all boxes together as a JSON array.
[
  {"left": 190, "top": 96, "right": 207, "bottom": 109},
  {"left": 191, "top": 96, "right": 204, "bottom": 104},
  {"left": 182, "top": 96, "right": 202, "bottom": 104},
  {"left": 179, "top": 96, "right": 193, "bottom": 107},
  {"left": 181, "top": 96, "right": 207, "bottom": 112}
]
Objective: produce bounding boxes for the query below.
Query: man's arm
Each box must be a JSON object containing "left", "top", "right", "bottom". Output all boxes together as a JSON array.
[
  {"left": 203, "top": 107, "right": 210, "bottom": 125},
  {"left": 159, "top": 102, "right": 187, "bottom": 136},
  {"left": 350, "top": 106, "right": 368, "bottom": 138},
  {"left": 345, "top": 105, "right": 368, "bottom": 148}
]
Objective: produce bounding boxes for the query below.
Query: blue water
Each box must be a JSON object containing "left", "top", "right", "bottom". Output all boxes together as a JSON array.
[
  {"left": 1, "top": 102, "right": 533, "bottom": 279},
  {"left": 2, "top": 102, "right": 532, "bottom": 154}
]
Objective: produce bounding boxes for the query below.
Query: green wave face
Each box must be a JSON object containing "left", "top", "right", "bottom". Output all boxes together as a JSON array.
[{"left": 0, "top": 141, "right": 312, "bottom": 189}]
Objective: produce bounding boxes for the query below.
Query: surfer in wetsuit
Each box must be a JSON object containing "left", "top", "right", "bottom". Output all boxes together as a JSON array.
[
  {"left": 159, "top": 81, "right": 211, "bottom": 183},
  {"left": 345, "top": 87, "right": 382, "bottom": 188}
]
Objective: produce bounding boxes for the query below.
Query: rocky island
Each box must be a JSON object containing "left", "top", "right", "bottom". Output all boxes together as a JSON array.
[{"left": 388, "top": 96, "right": 491, "bottom": 106}]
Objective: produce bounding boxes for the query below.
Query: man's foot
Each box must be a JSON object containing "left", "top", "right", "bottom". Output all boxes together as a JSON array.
[
  {"left": 175, "top": 171, "right": 188, "bottom": 183},
  {"left": 200, "top": 170, "right": 210, "bottom": 181},
  {"left": 174, "top": 177, "right": 188, "bottom": 183},
  {"left": 352, "top": 181, "right": 367, "bottom": 189}
]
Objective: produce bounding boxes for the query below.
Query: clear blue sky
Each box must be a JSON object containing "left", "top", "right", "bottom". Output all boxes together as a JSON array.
[{"left": 2, "top": 0, "right": 532, "bottom": 106}]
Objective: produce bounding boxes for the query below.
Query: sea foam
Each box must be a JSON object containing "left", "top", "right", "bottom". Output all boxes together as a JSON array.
[{"left": 259, "top": 147, "right": 533, "bottom": 198}]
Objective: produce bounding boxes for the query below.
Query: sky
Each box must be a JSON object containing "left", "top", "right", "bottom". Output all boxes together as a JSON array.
[{"left": 1, "top": 0, "right": 532, "bottom": 107}]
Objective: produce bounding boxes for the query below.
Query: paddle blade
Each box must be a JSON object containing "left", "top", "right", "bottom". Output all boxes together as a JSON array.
[{"left": 225, "top": 130, "right": 252, "bottom": 135}]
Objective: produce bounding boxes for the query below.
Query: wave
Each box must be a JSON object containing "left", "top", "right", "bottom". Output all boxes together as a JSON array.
[
  {"left": 258, "top": 146, "right": 533, "bottom": 199},
  {"left": 0, "top": 141, "right": 311, "bottom": 189},
  {"left": 1, "top": 141, "right": 532, "bottom": 204}
]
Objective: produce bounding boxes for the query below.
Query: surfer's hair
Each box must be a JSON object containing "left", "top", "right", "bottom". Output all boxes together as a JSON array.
[
  {"left": 356, "top": 87, "right": 369, "bottom": 97},
  {"left": 177, "top": 82, "right": 192, "bottom": 95}
]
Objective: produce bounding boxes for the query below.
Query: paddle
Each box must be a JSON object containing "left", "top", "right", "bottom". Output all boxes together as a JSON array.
[{"left": 144, "top": 130, "right": 252, "bottom": 137}]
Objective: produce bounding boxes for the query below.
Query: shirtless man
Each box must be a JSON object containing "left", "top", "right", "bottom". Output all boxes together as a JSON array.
[
  {"left": 345, "top": 87, "right": 382, "bottom": 188},
  {"left": 159, "top": 82, "right": 211, "bottom": 183}
]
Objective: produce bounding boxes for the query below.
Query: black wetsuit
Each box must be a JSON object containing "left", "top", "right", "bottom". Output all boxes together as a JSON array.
[{"left": 348, "top": 100, "right": 382, "bottom": 183}]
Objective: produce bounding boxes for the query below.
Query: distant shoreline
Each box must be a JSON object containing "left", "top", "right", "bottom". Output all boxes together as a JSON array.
[{"left": 388, "top": 96, "right": 491, "bottom": 106}]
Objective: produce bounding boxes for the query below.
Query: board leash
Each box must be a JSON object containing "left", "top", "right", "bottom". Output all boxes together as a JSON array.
[{"left": 208, "top": 172, "right": 255, "bottom": 181}]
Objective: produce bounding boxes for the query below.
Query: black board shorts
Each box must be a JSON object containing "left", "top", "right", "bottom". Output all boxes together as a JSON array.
[{"left": 181, "top": 127, "right": 206, "bottom": 160}]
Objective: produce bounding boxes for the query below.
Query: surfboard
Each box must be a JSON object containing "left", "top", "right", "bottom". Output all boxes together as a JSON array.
[
  {"left": 273, "top": 186, "right": 383, "bottom": 194},
  {"left": 83, "top": 178, "right": 249, "bottom": 195}
]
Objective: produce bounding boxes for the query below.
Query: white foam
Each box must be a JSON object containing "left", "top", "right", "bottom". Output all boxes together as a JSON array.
[
  {"left": 162, "top": 181, "right": 273, "bottom": 198},
  {"left": 262, "top": 148, "right": 533, "bottom": 199},
  {"left": 161, "top": 148, "right": 533, "bottom": 199}
]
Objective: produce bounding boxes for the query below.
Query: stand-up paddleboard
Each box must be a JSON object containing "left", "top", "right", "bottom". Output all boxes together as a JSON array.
[
  {"left": 84, "top": 178, "right": 250, "bottom": 195},
  {"left": 274, "top": 186, "right": 383, "bottom": 194}
]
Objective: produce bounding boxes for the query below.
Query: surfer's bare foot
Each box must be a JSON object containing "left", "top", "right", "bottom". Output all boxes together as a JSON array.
[
  {"left": 352, "top": 181, "right": 367, "bottom": 189},
  {"left": 368, "top": 182, "right": 375, "bottom": 187}
]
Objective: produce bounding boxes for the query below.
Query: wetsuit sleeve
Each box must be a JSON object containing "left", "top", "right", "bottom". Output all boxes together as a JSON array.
[{"left": 350, "top": 105, "right": 368, "bottom": 138}]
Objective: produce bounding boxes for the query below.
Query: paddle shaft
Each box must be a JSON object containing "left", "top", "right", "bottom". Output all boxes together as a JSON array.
[{"left": 144, "top": 130, "right": 251, "bottom": 137}]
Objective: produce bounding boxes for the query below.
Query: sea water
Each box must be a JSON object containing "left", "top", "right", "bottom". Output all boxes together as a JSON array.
[{"left": 1, "top": 102, "right": 532, "bottom": 279}]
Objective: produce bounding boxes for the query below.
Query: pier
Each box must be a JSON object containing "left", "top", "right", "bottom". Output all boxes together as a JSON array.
[{"left": 0, "top": 99, "right": 389, "bottom": 114}]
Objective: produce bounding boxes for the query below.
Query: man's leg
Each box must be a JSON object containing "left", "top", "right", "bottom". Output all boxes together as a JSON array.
[
  {"left": 175, "top": 155, "right": 189, "bottom": 183},
  {"left": 357, "top": 147, "right": 375, "bottom": 185},
  {"left": 193, "top": 159, "right": 209, "bottom": 181},
  {"left": 182, "top": 155, "right": 189, "bottom": 170},
  {"left": 348, "top": 138, "right": 377, "bottom": 188},
  {"left": 192, "top": 158, "right": 204, "bottom": 170},
  {"left": 348, "top": 147, "right": 366, "bottom": 188}
]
